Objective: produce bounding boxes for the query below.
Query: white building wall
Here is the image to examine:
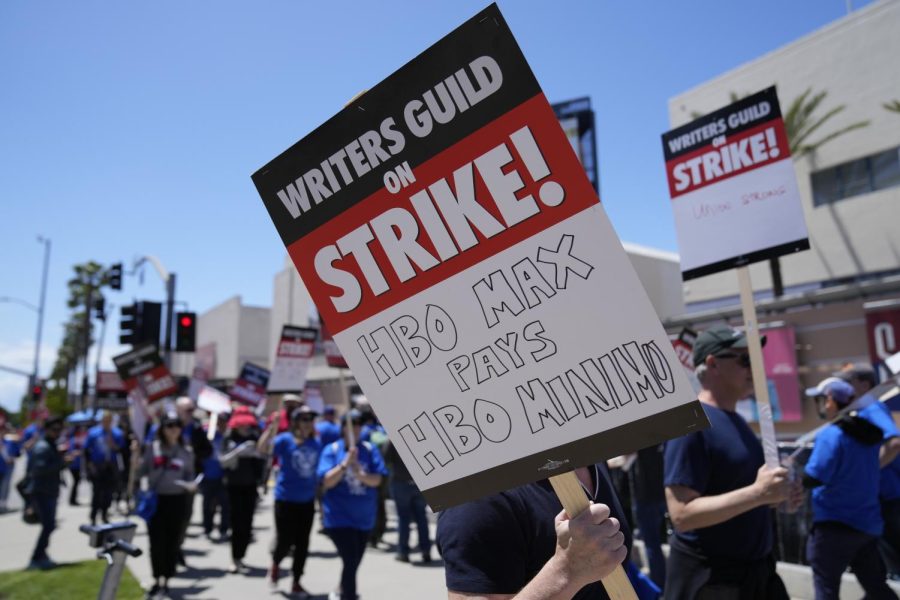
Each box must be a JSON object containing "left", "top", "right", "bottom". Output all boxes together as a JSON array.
[
  {"left": 668, "top": 0, "right": 900, "bottom": 305},
  {"left": 623, "top": 243, "right": 686, "bottom": 321}
]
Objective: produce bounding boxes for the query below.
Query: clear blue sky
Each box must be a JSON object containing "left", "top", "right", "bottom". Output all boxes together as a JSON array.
[{"left": 0, "top": 0, "right": 873, "bottom": 413}]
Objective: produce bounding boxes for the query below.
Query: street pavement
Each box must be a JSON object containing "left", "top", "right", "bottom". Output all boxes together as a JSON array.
[{"left": 0, "top": 460, "right": 446, "bottom": 599}]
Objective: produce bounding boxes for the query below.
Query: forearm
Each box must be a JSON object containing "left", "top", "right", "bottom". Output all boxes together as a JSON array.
[
  {"left": 880, "top": 439, "right": 900, "bottom": 467},
  {"left": 321, "top": 465, "right": 346, "bottom": 490},
  {"left": 357, "top": 472, "right": 382, "bottom": 488},
  {"left": 670, "top": 485, "right": 763, "bottom": 531}
]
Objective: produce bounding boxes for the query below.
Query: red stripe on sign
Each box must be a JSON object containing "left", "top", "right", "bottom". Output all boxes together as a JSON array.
[
  {"left": 290, "top": 94, "right": 598, "bottom": 335},
  {"left": 666, "top": 118, "right": 791, "bottom": 199}
]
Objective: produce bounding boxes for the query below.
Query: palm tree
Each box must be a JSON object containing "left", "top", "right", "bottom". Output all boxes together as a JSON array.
[
  {"left": 48, "top": 261, "right": 114, "bottom": 410},
  {"left": 783, "top": 88, "right": 869, "bottom": 158},
  {"left": 884, "top": 100, "right": 900, "bottom": 114}
]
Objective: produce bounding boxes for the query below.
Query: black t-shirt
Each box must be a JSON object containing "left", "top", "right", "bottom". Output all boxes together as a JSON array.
[
  {"left": 664, "top": 403, "right": 772, "bottom": 563},
  {"left": 634, "top": 444, "right": 665, "bottom": 503},
  {"left": 437, "top": 465, "right": 632, "bottom": 599},
  {"left": 224, "top": 431, "right": 264, "bottom": 487}
]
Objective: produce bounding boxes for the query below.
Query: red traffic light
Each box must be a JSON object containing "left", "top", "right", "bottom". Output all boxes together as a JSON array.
[
  {"left": 32, "top": 385, "right": 42, "bottom": 395},
  {"left": 180, "top": 315, "right": 194, "bottom": 327}
]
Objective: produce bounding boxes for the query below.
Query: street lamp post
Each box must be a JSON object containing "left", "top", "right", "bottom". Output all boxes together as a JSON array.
[{"left": 34, "top": 236, "right": 51, "bottom": 391}]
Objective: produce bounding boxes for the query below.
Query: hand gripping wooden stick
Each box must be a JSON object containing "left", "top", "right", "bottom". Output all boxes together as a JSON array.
[{"left": 549, "top": 471, "right": 638, "bottom": 600}]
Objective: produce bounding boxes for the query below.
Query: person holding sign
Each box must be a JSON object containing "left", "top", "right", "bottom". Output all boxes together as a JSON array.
[
  {"left": 135, "top": 412, "right": 197, "bottom": 599},
  {"left": 803, "top": 377, "right": 898, "bottom": 600},
  {"left": 437, "top": 463, "right": 630, "bottom": 599},
  {"left": 258, "top": 405, "right": 322, "bottom": 595},
  {"left": 221, "top": 405, "right": 266, "bottom": 574},
  {"left": 317, "top": 410, "right": 388, "bottom": 600},
  {"left": 84, "top": 410, "right": 124, "bottom": 525},
  {"left": 663, "top": 326, "right": 802, "bottom": 599}
]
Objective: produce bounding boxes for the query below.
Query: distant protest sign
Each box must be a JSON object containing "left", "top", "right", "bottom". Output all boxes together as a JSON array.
[
  {"left": 268, "top": 325, "right": 317, "bottom": 392},
  {"left": 662, "top": 87, "right": 809, "bottom": 280},
  {"left": 198, "top": 385, "right": 233, "bottom": 415},
  {"left": 252, "top": 4, "right": 704, "bottom": 509},
  {"left": 230, "top": 362, "right": 270, "bottom": 407},
  {"left": 112, "top": 344, "right": 178, "bottom": 403},
  {"left": 95, "top": 370, "right": 128, "bottom": 410},
  {"left": 321, "top": 319, "right": 348, "bottom": 369},
  {"left": 188, "top": 342, "right": 216, "bottom": 401}
]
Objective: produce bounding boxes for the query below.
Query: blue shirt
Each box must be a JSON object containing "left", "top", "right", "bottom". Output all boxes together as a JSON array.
[
  {"left": 22, "top": 424, "right": 42, "bottom": 457},
  {"left": 85, "top": 425, "right": 124, "bottom": 465},
  {"left": 805, "top": 422, "right": 883, "bottom": 536},
  {"left": 202, "top": 432, "right": 225, "bottom": 480},
  {"left": 858, "top": 400, "right": 900, "bottom": 501},
  {"left": 317, "top": 439, "right": 387, "bottom": 530},
  {"left": 664, "top": 404, "right": 772, "bottom": 562},
  {"left": 316, "top": 421, "right": 341, "bottom": 446},
  {"left": 274, "top": 433, "right": 322, "bottom": 503}
]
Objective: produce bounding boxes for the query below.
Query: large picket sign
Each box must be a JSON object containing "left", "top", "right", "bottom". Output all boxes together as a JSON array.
[
  {"left": 252, "top": 4, "right": 705, "bottom": 510},
  {"left": 662, "top": 87, "right": 809, "bottom": 280},
  {"left": 112, "top": 344, "right": 178, "bottom": 403}
]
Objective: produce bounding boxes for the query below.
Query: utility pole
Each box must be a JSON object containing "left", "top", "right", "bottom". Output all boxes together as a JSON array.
[{"left": 33, "top": 236, "right": 51, "bottom": 394}]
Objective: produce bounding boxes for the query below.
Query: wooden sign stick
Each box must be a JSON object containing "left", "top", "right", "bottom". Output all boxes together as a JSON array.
[
  {"left": 736, "top": 266, "right": 780, "bottom": 468},
  {"left": 549, "top": 472, "right": 638, "bottom": 600}
]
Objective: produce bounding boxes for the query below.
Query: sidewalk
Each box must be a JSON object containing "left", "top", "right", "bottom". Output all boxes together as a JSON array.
[{"left": 0, "top": 461, "right": 445, "bottom": 599}]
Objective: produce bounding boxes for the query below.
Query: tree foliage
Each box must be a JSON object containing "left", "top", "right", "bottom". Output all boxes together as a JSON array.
[
  {"left": 47, "top": 261, "right": 114, "bottom": 406},
  {"left": 884, "top": 100, "right": 900, "bottom": 114},
  {"left": 782, "top": 88, "right": 869, "bottom": 158}
]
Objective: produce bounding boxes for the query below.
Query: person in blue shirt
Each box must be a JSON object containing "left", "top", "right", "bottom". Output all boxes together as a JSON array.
[
  {"left": 259, "top": 405, "right": 322, "bottom": 596},
  {"left": 317, "top": 409, "right": 388, "bottom": 600},
  {"left": 316, "top": 406, "right": 341, "bottom": 446},
  {"left": 21, "top": 409, "right": 48, "bottom": 461},
  {"left": 66, "top": 425, "right": 87, "bottom": 506},
  {"left": 84, "top": 411, "right": 124, "bottom": 524},
  {"left": 663, "top": 326, "right": 802, "bottom": 599},
  {"left": 0, "top": 422, "right": 18, "bottom": 513},
  {"left": 803, "top": 377, "right": 898, "bottom": 600},
  {"left": 201, "top": 411, "right": 230, "bottom": 541},
  {"left": 838, "top": 363, "right": 900, "bottom": 577}
]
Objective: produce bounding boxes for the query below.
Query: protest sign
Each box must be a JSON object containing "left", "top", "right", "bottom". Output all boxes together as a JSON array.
[
  {"left": 112, "top": 343, "right": 178, "bottom": 403},
  {"left": 268, "top": 325, "right": 317, "bottom": 392},
  {"left": 736, "top": 326, "right": 801, "bottom": 422},
  {"left": 252, "top": 4, "right": 704, "bottom": 512},
  {"left": 95, "top": 370, "right": 128, "bottom": 411},
  {"left": 229, "top": 362, "right": 270, "bottom": 407},
  {"left": 303, "top": 383, "right": 326, "bottom": 415},
  {"left": 662, "top": 87, "right": 809, "bottom": 280},
  {"left": 188, "top": 342, "right": 217, "bottom": 401},
  {"left": 198, "top": 385, "right": 233, "bottom": 415},
  {"left": 321, "top": 318, "right": 348, "bottom": 369}
]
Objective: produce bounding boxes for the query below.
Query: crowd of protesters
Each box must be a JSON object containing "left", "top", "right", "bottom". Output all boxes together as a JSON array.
[
  {"left": 2, "top": 391, "right": 423, "bottom": 600},
  {"left": 4, "top": 323, "right": 900, "bottom": 600}
]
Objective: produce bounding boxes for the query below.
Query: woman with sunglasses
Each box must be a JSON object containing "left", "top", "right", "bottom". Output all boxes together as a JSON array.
[
  {"left": 258, "top": 405, "right": 321, "bottom": 596},
  {"left": 317, "top": 409, "right": 388, "bottom": 600},
  {"left": 137, "top": 412, "right": 196, "bottom": 599}
]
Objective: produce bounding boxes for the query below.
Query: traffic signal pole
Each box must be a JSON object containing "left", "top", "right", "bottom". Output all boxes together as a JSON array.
[
  {"left": 164, "top": 273, "right": 176, "bottom": 367},
  {"left": 134, "top": 256, "right": 176, "bottom": 367}
]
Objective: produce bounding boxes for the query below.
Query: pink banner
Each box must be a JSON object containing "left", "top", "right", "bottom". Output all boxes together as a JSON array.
[
  {"left": 763, "top": 326, "right": 801, "bottom": 422},
  {"left": 737, "top": 325, "right": 801, "bottom": 422}
]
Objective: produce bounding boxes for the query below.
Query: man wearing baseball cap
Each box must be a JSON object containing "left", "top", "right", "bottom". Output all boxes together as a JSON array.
[
  {"left": 663, "top": 326, "right": 801, "bottom": 599},
  {"left": 837, "top": 363, "right": 900, "bottom": 579},
  {"left": 803, "top": 377, "right": 898, "bottom": 599}
]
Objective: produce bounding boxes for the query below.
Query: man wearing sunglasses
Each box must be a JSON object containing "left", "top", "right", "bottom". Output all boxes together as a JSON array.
[{"left": 663, "top": 326, "right": 802, "bottom": 599}]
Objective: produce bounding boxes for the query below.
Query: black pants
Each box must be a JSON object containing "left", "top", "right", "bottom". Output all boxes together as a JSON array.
[
  {"left": 68, "top": 467, "right": 81, "bottom": 505},
  {"left": 328, "top": 528, "right": 370, "bottom": 600},
  {"left": 881, "top": 499, "right": 900, "bottom": 576},
  {"left": 665, "top": 544, "right": 788, "bottom": 600},
  {"left": 228, "top": 485, "right": 257, "bottom": 561},
  {"left": 90, "top": 463, "right": 117, "bottom": 523},
  {"left": 201, "top": 477, "right": 229, "bottom": 536},
  {"left": 30, "top": 493, "right": 57, "bottom": 562},
  {"left": 273, "top": 500, "right": 316, "bottom": 580},
  {"left": 807, "top": 521, "right": 898, "bottom": 600},
  {"left": 148, "top": 494, "right": 188, "bottom": 579}
]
